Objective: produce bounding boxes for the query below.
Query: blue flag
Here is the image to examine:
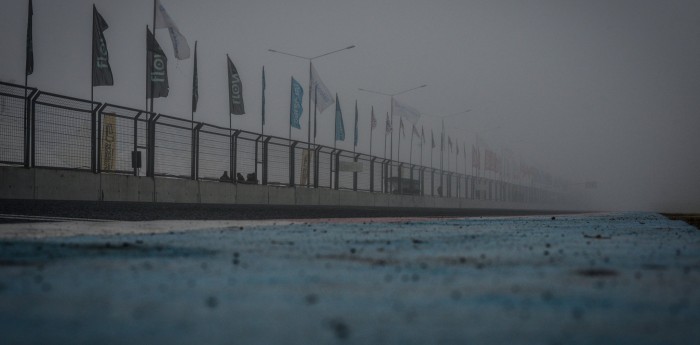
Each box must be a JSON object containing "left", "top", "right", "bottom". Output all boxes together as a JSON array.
[
  {"left": 290, "top": 77, "right": 303, "bottom": 129},
  {"left": 335, "top": 94, "right": 345, "bottom": 141}
]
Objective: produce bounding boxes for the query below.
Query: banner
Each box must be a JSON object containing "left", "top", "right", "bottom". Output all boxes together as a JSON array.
[
  {"left": 310, "top": 65, "right": 334, "bottom": 112},
  {"left": 155, "top": 0, "right": 190, "bottom": 60},
  {"left": 370, "top": 107, "right": 377, "bottom": 129},
  {"left": 290, "top": 77, "right": 303, "bottom": 129},
  {"left": 92, "top": 5, "right": 113, "bottom": 86},
  {"left": 228, "top": 56, "right": 245, "bottom": 115},
  {"left": 146, "top": 28, "right": 168, "bottom": 98},
  {"left": 100, "top": 113, "right": 117, "bottom": 171}
]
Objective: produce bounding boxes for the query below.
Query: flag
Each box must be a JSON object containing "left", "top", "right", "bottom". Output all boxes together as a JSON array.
[
  {"left": 92, "top": 5, "right": 113, "bottom": 86},
  {"left": 399, "top": 118, "right": 405, "bottom": 137},
  {"left": 335, "top": 94, "right": 345, "bottom": 141},
  {"left": 448, "top": 136, "right": 453, "bottom": 152},
  {"left": 370, "top": 107, "right": 377, "bottom": 129},
  {"left": 385, "top": 113, "right": 392, "bottom": 134},
  {"left": 431, "top": 130, "right": 435, "bottom": 148},
  {"left": 412, "top": 124, "right": 420, "bottom": 137},
  {"left": 392, "top": 98, "right": 421, "bottom": 123},
  {"left": 421, "top": 126, "right": 425, "bottom": 144},
  {"left": 261, "top": 66, "right": 265, "bottom": 125},
  {"left": 313, "top": 86, "right": 318, "bottom": 138},
  {"left": 227, "top": 55, "right": 244, "bottom": 115},
  {"left": 456, "top": 141, "right": 459, "bottom": 155},
  {"left": 25, "top": 0, "right": 33, "bottom": 76},
  {"left": 155, "top": 0, "right": 190, "bottom": 60},
  {"left": 192, "top": 41, "right": 198, "bottom": 112},
  {"left": 353, "top": 100, "right": 359, "bottom": 147},
  {"left": 147, "top": 28, "right": 169, "bottom": 99},
  {"left": 290, "top": 77, "right": 303, "bottom": 129},
  {"left": 311, "top": 65, "right": 334, "bottom": 112}
]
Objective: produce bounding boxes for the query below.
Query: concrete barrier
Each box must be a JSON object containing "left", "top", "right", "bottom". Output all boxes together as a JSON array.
[
  {"left": 295, "top": 187, "right": 319, "bottom": 205},
  {"left": 0, "top": 167, "right": 34, "bottom": 199},
  {"left": 101, "top": 173, "right": 155, "bottom": 202},
  {"left": 35, "top": 168, "right": 99, "bottom": 201},
  {"left": 154, "top": 177, "right": 199, "bottom": 203},
  {"left": 0, "top": 166, "right": 568, "bottom": 210},
  {"left": 236, "top": 184, "right": 268, "bottom": 204},
  {"left": 199, "top": 180, "right": 236, "bottom": 204},
  {"left": 268, "top": 185, "right": 295, "bottom": 205}
]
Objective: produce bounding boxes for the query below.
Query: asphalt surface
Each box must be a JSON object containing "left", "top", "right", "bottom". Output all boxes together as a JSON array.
[
  {"left": 0, "top": 199, "right": 576, "bottom": 222},
  {"left": 0, "top": 212, "right": 698, "bottom": 344}
]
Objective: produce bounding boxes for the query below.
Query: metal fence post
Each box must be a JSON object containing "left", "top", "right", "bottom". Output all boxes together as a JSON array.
[
  {"left": 353, "top": 153, "right": 359, "bottom": 191},
  {"left": 333, "top": 150, "right": 340, "bottom": 190},
  {"left": 290, "top": 141, "right": 297, "bottom": 187},
  {"left": 314, "top": 147, "right": 320, "bottom": 188},
  {"left": 95, "top": 103, "right": 108, "bottom": 173},
  {"left": 23, "top": 88, "right": 38, "bottom": 168},
  {"left": 262, "top": 137, "right": 271, "bottom": 185}
]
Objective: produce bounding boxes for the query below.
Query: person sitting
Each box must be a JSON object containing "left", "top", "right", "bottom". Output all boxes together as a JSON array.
[
  {"left": 246, "top": 173, "right": 258, "bottom": 184},
  {"left": 219, "top": 171, "right": 231, "bottom": 182},
  {"left": 236, "top": 173, "right": 245, "bottom": 183}
]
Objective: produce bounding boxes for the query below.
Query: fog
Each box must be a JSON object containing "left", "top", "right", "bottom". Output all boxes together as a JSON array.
[{"left": 1, "top": 0, "right": 699, "bottom": 212}]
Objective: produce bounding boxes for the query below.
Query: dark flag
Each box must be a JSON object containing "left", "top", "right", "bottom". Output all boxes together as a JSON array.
[
  {"left": 147, "top": 28, "right": 169, "bottom": 98},
  {"left": 335, "top": 94, "right": 345, "bottom": 141},
  {"left": 227, "top": 55, "right": 245, "bottom": 115},
  {"left": 261, "top": 66, "right": 266, "bottom": 125},
  {"left": 92, "top": 5, "right": 113, "bottom": 86},
  {"left": 192, "top": 41, "right": 198, "bottom": 112},
  {"left": 25, "top": 0, "right": 33, "bottom": 75}
]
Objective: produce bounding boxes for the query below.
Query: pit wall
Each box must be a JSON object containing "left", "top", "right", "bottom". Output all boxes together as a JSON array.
[{"left": 0, "top": 167, "right": 566, "bottom": 211}]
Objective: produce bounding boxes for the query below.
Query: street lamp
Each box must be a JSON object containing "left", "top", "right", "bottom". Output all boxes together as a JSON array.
[
  {"left": 358, "top": 84, "right": 427, "bottom": 163},
  {"left": 269, "top": 45, "right": 355, "bottom": 187},
  {"left": 359, "top": 84, "right": 427, "bottom": 194},
  {"left": 268, "top": 45, "right": 356, "bottom": 145}
]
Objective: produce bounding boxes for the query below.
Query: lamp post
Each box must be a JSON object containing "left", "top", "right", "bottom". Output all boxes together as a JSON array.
[
  {"left": 268, "top": 45, "right": 355, "bottom": 145},
  {"left": 358, "top": 84, "right": 427, "bottom": 191},
  {"left": 269, "top": 45, "right": 355, "bottom": 186}
]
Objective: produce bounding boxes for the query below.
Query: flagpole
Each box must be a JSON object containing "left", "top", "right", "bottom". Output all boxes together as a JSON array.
[
  {"left": 191, "top": 41, "right": 197, "bottom": 128},
  {"left": 333, "top": 93, "right": 337, "bottom": 150},
  {"left": 313, "top": 86, "right": 317, "bottom": 145},
  {"left": 261, "top": 66, "right": 265, "bottom": 137},
  {"left": 409, "top": 125, "right": 414, "bottom": 167},
  {"left": 289, "top": 77, "right": 293, "bottom": 141},
  {"left": 150, "top": 0, "right": 156, "bottom": 114},
  {"left": 369, "top": 107, "right": 374, "bottom": 158},
  {"left": 91, "top": 5, "right": 95, "bottom": 108},
  {"left": 353, "top": 100, "right": 357, "bottom": 155}
]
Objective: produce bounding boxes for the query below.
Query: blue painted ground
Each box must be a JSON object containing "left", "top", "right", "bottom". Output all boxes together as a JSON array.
[{"left": 0, "top": 212, "right": 698, "bottom": 344}]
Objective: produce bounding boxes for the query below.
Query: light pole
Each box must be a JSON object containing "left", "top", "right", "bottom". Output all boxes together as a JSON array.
[
  {"left": 269, "top": 45, "right": 355, "bottom": 186},
  {"left": 358, "top": 84, "right": 427, "bottom": 191},
  {"left": 268, "top": 45, "right": 355, "bottom": 145}
]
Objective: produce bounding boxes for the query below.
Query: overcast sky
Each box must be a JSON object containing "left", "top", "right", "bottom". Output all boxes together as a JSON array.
[{"left": 1, "top": 0, "right": 699, "bottom": 212}]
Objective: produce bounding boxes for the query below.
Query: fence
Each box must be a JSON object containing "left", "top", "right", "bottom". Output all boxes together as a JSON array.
[{"left": 0, "top": 80, "right": 561, "bottom": 204}]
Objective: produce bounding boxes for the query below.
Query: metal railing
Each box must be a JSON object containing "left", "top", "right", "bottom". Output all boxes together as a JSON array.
[{"left": 0, "top": 80, "right": 564, "bottom": 204}]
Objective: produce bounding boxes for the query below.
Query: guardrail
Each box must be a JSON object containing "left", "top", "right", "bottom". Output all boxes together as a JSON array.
[{"left": 0, "top": 80, "right": 561, "bottom": 204}]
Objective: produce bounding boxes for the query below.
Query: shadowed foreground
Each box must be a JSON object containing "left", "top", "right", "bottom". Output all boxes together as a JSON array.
[{"left": 0, "top": 212, "right": 698, "bottom": 344}]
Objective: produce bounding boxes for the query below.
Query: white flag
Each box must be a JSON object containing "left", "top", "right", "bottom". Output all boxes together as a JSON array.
[
  {"left": 155, "top": 0, "right": 190, "bottom": 60},
  {"left": 392, "top": 98, "right": 420, "bottom": 123},
  {"left": 310, "top": 65, "right": 334, "bottom": 113}
]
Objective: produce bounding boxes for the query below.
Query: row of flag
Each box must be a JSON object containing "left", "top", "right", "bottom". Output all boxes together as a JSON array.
[{"left": 21, "top": 0, "right": 550, "bottom": 181}]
